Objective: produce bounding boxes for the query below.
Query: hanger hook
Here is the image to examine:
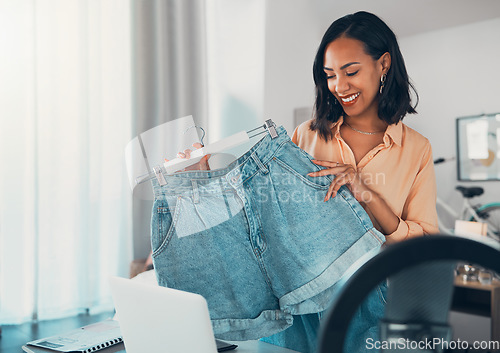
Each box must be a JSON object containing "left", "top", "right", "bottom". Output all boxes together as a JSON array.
[{"left": 183, "top": 125, "right": 206, "bottom": 146}]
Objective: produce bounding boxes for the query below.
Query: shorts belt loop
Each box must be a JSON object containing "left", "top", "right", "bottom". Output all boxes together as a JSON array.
[
  {"left": 251, "top": 153, "right": 269, "bottom": 175},
  {"left": 192, "top": 180, "right": 200, "bottom": 204}
]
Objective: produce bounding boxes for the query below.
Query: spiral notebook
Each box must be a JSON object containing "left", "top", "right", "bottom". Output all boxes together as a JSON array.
[{"left": 23, "top": 319, "right": 122, "bottom": 353}]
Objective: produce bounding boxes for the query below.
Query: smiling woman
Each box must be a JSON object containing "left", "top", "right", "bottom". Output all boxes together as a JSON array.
[
  {"left": 261, "top": 11, "right": 439, "bottom": 353},
  {"left": 312, "top": 13, "right": 418, "bottom": 142},
  {"left": 323, "top": 37, "right": 391, "bottom": 127},
  {"left": 304, "top": 11, "right": 436, "bottom": 241}
]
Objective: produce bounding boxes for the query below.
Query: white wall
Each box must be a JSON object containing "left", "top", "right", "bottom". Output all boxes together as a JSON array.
[
  {"left": 400, "top": 18, "right": 500, "bottom": 213},
  {"left": 207, "top": 0, "right": 266, "bottom": 141},
  {"left": 263, "top": 0, "right": 323, "bottom": 134}
]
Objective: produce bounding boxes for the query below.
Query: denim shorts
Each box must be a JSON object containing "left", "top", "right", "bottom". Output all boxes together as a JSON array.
[
  {"left": 261, "top": 280, "right": 388, "bottom": 353},
  {"left": 150, "top": 126, "right": 385, "bottom": 340}
]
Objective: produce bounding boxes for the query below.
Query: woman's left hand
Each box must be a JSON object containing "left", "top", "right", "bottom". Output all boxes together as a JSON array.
[{"left": 307, "top": 159, "right": 369, "bottom": 202}]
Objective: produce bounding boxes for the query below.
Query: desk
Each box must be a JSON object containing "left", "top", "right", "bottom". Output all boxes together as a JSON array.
[
  {"left": 23, "top": 340, "right": 300, "bottom": 353},
  {"left": 452, "top": 277, "right": 500, "bottom": 342},
  {"left": 226, "top": 341, "right": 299, "bottom": 353}
]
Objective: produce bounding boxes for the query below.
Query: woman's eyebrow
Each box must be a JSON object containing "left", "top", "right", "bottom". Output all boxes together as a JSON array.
[{"left": 323, "top": 62, "right": 361, "bottom": 71}]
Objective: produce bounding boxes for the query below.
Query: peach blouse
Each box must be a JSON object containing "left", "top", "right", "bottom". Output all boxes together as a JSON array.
[{"left": 292, "top": 117, "right": 439, "bottom": 243}]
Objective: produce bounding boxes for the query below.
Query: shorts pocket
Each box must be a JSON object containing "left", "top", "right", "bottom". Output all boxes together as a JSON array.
[
  {"left": 152, "top": 197, "right": 180, "bottom": 258},
  {"left": 272, "top": 156, "right": 331, "bottom": 189},
  {"left": 153, "top": 192, "right": 243, "bottom": 258}
]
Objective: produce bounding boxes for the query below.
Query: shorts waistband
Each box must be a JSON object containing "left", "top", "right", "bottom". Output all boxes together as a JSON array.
[{"left": 153, "top": 126, "right": 290, "bottom": 197}]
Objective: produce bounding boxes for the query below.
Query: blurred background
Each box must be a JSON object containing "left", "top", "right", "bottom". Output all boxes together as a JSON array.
[{"left": 1, "top": 0, "right": 499, "bottom": 341}]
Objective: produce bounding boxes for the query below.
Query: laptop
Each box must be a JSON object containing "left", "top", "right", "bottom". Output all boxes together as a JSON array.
[{"left": 108, "top": 276, "right": 237, "bottom": 353}]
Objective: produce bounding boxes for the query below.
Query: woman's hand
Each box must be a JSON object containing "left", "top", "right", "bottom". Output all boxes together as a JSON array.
[
  {"left": 165, "top": 142, "right": 211, "bottom": 171},
  {"left": 308, "top": 159, "right": 400, "bottom": 236},
  {"left": 307, "top": 159, "right": 369, "bottom": 202}
]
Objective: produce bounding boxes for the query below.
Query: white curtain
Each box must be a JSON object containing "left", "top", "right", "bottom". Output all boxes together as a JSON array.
[
  {"left": 130, "top": 0, "right": 210, "bottom": 260},
  {"left": 0, "top": 0, "right": 133, "bottom": 324},
  {"left": 128, "top": 0, "right": 265, "bottom": 260}
]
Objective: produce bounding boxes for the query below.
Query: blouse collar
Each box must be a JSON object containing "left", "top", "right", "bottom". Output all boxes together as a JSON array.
[{"left": 332, "top": 116, "right": 402, "bottom": 147}]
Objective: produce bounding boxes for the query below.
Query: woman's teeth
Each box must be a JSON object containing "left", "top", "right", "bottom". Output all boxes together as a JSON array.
[{"left": 341, "top": 93, "right": 360, "bottom": 103}]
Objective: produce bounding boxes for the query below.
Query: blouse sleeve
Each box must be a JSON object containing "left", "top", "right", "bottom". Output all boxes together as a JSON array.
[
  {"left": 291, "top": 125, "right": 300, "bottom": 145},
  {"left": 385, "top": 142, "right": 440, "bottom": 243}
]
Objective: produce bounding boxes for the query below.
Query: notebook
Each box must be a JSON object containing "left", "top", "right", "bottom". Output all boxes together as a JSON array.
[
  {"left": 108, "top": 276, "right": 237, "bottom": 353},
  {"left": 23, "top": 319, "right": 123, "bottom": 353},
  {"left": 22, "top": 341, "right": 124, "bottom": 353}
]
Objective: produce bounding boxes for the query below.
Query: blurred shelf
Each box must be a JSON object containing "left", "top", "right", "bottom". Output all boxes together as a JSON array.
[{"left": 452, "top": 276, "right": 500, "bottom": 342}]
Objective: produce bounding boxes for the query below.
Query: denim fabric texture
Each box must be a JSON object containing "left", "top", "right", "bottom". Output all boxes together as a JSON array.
[
  {"left": 261, "top": 312, "right": 322, "bottom": 353},
  {"left": 261, "top": 281, "right": 388, "bottom": 353},
  {"left": 150, "top": 126, "right": 385, "bottom": 341},
  {"left": 343, "top": 280, "right": 388, "bottom": 353}
]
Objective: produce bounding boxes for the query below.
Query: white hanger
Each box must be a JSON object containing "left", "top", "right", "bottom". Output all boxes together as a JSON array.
[
  {"left": 134, "top": 119, "right": 279, "bottom": 186},
  {"left": 163, "top": 119, "right": 278, "bottom": 174}
]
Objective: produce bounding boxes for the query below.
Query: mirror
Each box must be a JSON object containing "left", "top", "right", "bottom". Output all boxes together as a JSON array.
[{"left": 456, "top": 113, "right": 500, "bottom": 181}]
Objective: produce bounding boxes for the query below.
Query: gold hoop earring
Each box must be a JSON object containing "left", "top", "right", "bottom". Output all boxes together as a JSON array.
[{"left": 379, "top": 73, "right": 387, "bottom": 94}]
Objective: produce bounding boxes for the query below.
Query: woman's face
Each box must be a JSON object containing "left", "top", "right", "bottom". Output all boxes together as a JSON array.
[{"left": 323, "top": 36, "right": 389, "bottom": 119}]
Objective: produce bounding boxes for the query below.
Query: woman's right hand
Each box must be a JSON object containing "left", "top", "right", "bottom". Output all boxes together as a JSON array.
[
  {"left": 166, "top": 142, "right": 211, "bottom": 171},
  {"left": 308, "top": 159, "right": 369, "bottom": 203}
]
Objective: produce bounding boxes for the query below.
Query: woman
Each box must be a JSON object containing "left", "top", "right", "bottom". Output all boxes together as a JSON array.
[
  {"left": 262, "top": 11, "right": 439, "bottom": 353},
  {"left": 303, "top": 11, "right": 438, "bottom": 241}
]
